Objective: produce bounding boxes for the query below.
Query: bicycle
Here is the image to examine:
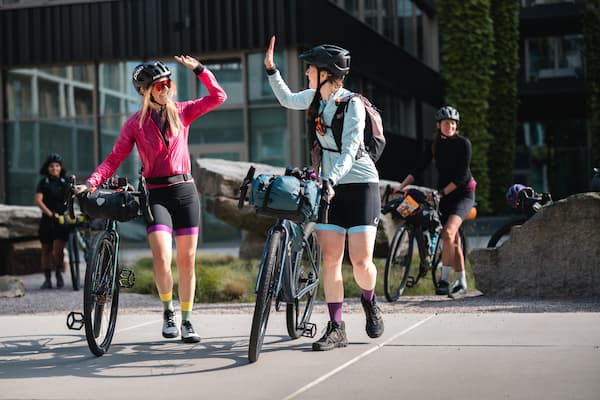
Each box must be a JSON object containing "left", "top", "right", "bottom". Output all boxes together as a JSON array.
[
  {"left": 57, "top": 211, "right": 99, "bottom": 291},
  {"left": 487, "top": 185, "right": 552, "bottom": 248},
  {"left": 238, "top": 166, "right": 327, "bottom": 363},
  {"left": 380, "top": 185, "right": 474, "bottom": 302},
  {"left": 66, "top": 169, "right": 153, "bottom": 357}
]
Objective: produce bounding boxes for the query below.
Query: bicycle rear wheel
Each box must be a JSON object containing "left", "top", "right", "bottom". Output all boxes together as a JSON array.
[
  {"left": 487, "top": 218, "right": 527, "bottom": 248},
  {"left": 431, "top": 228, "right": 467, "bottom": 288},
  {"left": 286, "top": 229, "right": 320, "bottom": 339},
  {"left": 384, "top": 225, "right": 415, "bottom": 302},
  {"left": 67, "top": 231, "right": 81, "bottom": 291},
  {"left": 83, "top": 230, "right": 120, "bottom": 357},
  {"left": 248, "top": 230, "right": 282, "bottom": 363}
]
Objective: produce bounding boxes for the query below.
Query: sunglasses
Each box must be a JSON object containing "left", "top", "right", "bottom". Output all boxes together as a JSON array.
[
  {"left": 315, "top": 115, "right": 327, "bottom": 136},
  {"left": 152, "top": 80, "right": 171, "bottom": 91}
]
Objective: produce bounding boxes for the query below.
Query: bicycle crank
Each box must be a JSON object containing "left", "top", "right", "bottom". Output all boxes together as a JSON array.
[
  {"left": 301, "top": 322, "right": 317, "bottom": 338},
  {"left": 119, "top": 268, "right": 136, "bottom": 288},
  {"left": 66, "top": 311, "right": 84, "bottom": 330}
]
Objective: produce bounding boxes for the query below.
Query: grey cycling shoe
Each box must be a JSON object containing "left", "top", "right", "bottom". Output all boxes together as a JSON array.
[
  {"left": 448, "top": 281, "right": 468, "bottom": 299},
  {"left": 312, "top": 320, "right": 348, "bottom": 351},
  {"left": 181, "top": 320, "right": 201, "bottom": 343},
  {"left": 162, "top": 310, "right": 179, "bottom": 338},
  {"left": 361, "top": 296, "right": 384, "bottom": 338}
]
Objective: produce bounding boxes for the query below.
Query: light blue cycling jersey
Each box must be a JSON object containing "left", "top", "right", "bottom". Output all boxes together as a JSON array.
[{"left": 268, "top": 70, "right": 379, "bottom": 185}]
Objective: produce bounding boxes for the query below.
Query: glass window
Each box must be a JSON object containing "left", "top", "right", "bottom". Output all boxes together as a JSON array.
[
  {"left": 188, "top": 110, "right": 244, "bottom": 144},
  {"left": 199, "top": 60, "right": 243, "bottom": 104},
  {"left": 73, "top": 87, "right": 93, "bottom": 116},
  {"left": 38, "top": 79, "right": 61, "bottom": 118},
  {"left": 248, "top": 52, "right": 284, "bottom": 104},
  {"left": 526, "top": 35, "right": 584, "bottom": 81},
  {"left": 249, "top": 108, "right": 288, "bottom": 166},
  {"left": 6, "top": 72, "right": 33, "bottom": 119}
]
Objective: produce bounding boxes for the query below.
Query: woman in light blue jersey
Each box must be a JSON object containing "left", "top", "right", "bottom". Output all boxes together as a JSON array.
[{"left": 264, "top": 36, "right": 384, "bottom": 351}]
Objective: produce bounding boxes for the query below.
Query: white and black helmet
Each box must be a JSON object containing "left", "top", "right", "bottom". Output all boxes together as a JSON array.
[
  {"left": 435, "top": 106, "right": 460, "bottom": 122},
  {"left": 132, "top": 61, "right": 171, "bottom": 94}
]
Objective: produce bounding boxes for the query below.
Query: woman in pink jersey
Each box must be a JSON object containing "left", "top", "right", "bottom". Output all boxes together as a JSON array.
[{"left": 79, "top": 56, "right": 227, "bottom": 343}]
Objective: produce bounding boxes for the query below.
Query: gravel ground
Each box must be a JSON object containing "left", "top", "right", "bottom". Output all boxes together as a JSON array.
[{"left": 3, "top": 272, "right": 600, "bottom": 317}]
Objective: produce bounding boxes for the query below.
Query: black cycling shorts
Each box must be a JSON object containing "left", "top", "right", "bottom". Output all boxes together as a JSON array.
[
  {"left": 321, "top": 182, "right": 380, "bottom": 230},
  {"left": 147, "top": 182, "right": 200, "bottom": 236},
  {"left": 439, "top": 189, "right": 475, "bottom": 225},
  {"left": 38, "top": 218, "right": 71, "bottom": 244}
]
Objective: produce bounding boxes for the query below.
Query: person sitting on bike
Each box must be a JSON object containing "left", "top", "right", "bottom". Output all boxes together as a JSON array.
[
  {"left": 76, "top": 56, "right": 227, "bottom": 343},
  {"left": 264, "top": 36, "right": 384, "bottom": 351},
  {"left": 392, "top": 106, "right": 476, "bottom": 298},
  {"left": 35, "top": 153, "right": 71, "bottom": 289}
]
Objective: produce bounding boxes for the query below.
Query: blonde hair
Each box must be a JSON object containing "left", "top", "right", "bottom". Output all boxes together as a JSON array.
[{"left": 138, "top": 81, "right": 184, "bottom": 135}]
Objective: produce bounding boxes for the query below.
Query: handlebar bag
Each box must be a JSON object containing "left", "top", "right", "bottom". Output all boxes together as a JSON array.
[
  {"left": 250, "top": 174, "right": 320, "bottom": 223},
  {"left": 79, "top": 189, "right": 139, "bottom": 222}
]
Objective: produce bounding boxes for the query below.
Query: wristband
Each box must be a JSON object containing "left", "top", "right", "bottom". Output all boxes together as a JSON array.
[
  {"left": 266, "top": 67, "right": 277, "bottom": 76},
  {"left": 438, "top": 188, "right": 445, "bottom": 198},
  {"left": 193, "top": 64, "right": 205, "bottom": 75}
]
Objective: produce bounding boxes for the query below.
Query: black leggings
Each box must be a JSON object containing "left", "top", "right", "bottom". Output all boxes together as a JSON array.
[{"left": 439, "top": 190, "right": 475, "bottom": 225}]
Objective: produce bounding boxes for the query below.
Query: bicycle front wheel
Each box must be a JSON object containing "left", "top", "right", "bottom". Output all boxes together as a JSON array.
[
  {"left": 286, "top": 229, "right": 320, "bottom": 339},
  {"left": 384, "top": 225, "right": 415, "bottom": 302},
  {"left": 67, "top": 232, "right": 81, "bottom": 291},
  {"left": 248, "top": 230, "right": 282, "bottom": 363},
  {"left": 487, "top": 218, "right": 527, "bottom": 248},
  {"left": 83, "top": 230, "right": 120, "bottom": 357}
]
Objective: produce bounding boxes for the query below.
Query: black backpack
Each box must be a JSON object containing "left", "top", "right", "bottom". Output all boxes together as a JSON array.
[{"left": 313, "top": 93, "right": 386, "bottom": 162}]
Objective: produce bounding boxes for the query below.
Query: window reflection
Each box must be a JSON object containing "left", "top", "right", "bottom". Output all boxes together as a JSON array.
[
  {"left": 199, "top": 60, "right": 242, "bottom": 104},
  {"left": 525, "top": 35, "right": 584, "bottom": 81},
  {"left": 248, "top": 52, "right": 284, "bottom": 104},
  {"left": 249, "top": 108, "right": 287, "bottom": 166},
  {"left": 189, "top": 110, "right": 244, "bottom": 144}
]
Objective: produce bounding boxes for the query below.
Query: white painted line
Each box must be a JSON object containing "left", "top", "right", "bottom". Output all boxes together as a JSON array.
[
  {"left": 116, "top": 318, "right": 160, "bottom": 333},
  {"left": 282, "top": 314, "right": 436, "bottom": 400}
]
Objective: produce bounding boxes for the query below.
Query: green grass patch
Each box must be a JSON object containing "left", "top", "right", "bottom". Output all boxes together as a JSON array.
[{"left": 125, "top": 252, "right": 475, "bottom": 303}]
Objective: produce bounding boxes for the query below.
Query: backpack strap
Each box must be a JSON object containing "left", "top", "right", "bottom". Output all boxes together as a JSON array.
[{"left": 328, "top": 93, "right": 366, "bottom": 160}]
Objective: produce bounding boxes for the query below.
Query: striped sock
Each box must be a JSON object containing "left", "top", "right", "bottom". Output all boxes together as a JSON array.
[
  {"left": 159, "top": 292, "right": 174, "bottom": 312},
  {"left": 181, "top": 301, "right": 193, "bottom": 322}
]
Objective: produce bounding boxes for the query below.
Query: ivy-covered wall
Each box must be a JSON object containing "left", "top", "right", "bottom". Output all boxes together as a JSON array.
[
  {"left": 585, "top": 0, "right": 600, "bottom": 169},
  {"left": 438, "top": 0, "right": 495, "bottom": 213},
  {"left": 488, "top": 0, "right": 520, "bottom": 212}
]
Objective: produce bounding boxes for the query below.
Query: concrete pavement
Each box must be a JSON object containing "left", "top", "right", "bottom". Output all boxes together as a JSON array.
[{"left": 1, "top": 309, "right": 599, "bottom": 400}]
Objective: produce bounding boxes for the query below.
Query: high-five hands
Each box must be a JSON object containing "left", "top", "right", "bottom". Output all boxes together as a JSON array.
[
  {"left": 175, "top": 55, "right": 201, "bottom": 70},
  {"left": 264, "top": 35, "right": 276, "bottom": 70}
]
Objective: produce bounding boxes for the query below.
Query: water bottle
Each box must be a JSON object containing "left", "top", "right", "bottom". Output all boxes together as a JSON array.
[{"left": 429, "top": 231, "right": 438, "bottom": 255}]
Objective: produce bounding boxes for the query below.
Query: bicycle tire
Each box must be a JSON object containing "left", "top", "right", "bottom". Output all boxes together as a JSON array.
[
  {"left": 248, "top": 230, "right": 282, "bottom": 363},
  {"left": 286, "top": 229, "right": 320, "bottom": 339},
  {"left": 67, "top": 232, "right": 81, "bottom": 291},
  {"left": 431, "top": 228, "right": 467, "bottom": 288},
  {"left": 487, "top": 218, "right": 527, "bottom": 248},
  {"left": 83, "top": 230, "right": 120, "bottom": 357},
  {"left": 384, "top": 225, "right": 415, "bottom": 302}
]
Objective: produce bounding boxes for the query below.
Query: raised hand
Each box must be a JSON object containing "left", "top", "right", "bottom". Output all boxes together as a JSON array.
[
  {"left": 264, "top": 35, "right": 276, "bottom": 70},
  {"left": 174, "top": 55, "right": 201, "bottom": 70}
]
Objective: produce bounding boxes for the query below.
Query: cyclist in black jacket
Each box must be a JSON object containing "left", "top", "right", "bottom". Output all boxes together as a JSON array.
[
  {"left": 35, "top": 153, "right": 71, "bottom": 289},
  {"left": 392, "top": 106, "right": 476, "bottom": 298}
]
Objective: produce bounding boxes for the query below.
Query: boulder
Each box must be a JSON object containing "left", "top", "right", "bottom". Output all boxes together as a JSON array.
[
  {"left": 194, "top": 158, "right": 402, "bottom": 258},
  {"left": 0, "top": 275, "right": 25, "bottom": 298},
  {"left": 0, "top": 205, "right": 41, "bottom": 239},
  {"left": 469, "top": 192, "right": 600, "bottom": 298}
]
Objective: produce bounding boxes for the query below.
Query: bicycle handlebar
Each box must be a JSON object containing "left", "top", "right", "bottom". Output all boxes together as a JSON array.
[
  {"left": 318, "top": 179, "right": 330, "bottom": 224},
  {"left": 238, "top": 166, "right": 256, "bottom": 209}
]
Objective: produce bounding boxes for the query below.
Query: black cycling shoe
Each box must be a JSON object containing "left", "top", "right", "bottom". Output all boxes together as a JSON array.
[
  {"left": 435, "top": 280, "right": 449, "bottom": 295},
  {"left": 361, "top": 295, "right": 384, "bottom": 338},
  {"left": 312, "top": 321, "right": 348, "bottom": 351},
  {"left": 55, "top": 271, "right": 64, "bottom": 289}
]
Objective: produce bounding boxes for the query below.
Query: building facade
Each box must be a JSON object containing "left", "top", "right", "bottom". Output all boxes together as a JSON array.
[{"left": 0, "top": 0, "right": 442, "bottom": 244}]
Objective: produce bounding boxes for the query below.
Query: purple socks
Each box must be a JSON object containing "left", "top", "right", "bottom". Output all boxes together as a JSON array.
[
  {"left": 361, "top": 288, "right": 375, "bottom": 302},
  {"left": 327, "top": 302, "right": 343, "bottom": 322}
]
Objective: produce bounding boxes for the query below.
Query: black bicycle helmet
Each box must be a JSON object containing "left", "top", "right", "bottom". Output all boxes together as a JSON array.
[
  {"left": 132, "top": 61, "right": 171, "bottom": 94},
  {"left": 299, "top": 44, "right": 351, "bottom": 77},
  {"left": 39, "top": 153, "right": 64, "bottom": 175},
  {"left": 435, "top": 106, "right": 460, "bottom": 122}
]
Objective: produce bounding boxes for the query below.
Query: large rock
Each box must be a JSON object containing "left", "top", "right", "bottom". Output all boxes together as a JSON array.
[
  {"left": 194, "top": 158, "right": 401, "bottom": 258},
  {"left": 469, "top": 192, "right": 600, "bottom": 298},
  {"left": 0, "top": 205, "right": 41, "bottom": 239},
  {"left": 0, "top": 275, "right": 25, "bottom": 298}
]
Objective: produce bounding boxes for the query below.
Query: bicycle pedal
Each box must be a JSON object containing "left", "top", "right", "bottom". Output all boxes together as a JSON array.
[
  {"left": 119, "top": 268, "right": 135, "bottom": 288},
  {"left": 406, "top": 276, "right": 415, "bottom": 288},
  {"left": 301, "top": 322, "right": 317, "bottom": 338},
  {"left": 66, "top": 311, "right": 84, "bottom": 330}
]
